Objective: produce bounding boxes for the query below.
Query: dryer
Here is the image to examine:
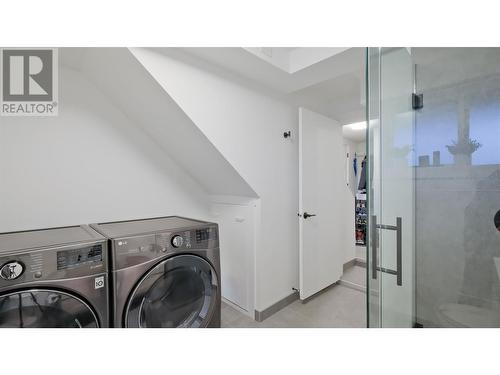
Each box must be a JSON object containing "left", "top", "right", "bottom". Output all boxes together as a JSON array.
[
  {"left": 0, "top": 225, "right": 109, "bottom": 328},
  {"left": 91, "top": 216, "right": 221, "bottom": 328}
]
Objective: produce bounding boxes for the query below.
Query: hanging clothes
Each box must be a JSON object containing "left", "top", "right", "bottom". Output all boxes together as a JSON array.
[
  {"left": 353, "top": 152, "right": 358, "bottom": 177},
  {"left": 358, "top": 156, "right": 367, "bottom": 191}
]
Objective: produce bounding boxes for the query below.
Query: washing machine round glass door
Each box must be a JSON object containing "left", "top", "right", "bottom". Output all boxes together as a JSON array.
[
  {"left": 0, "top": 289, "right": 99, "bottom": 328},
  {"left": 125, "top": 254, "right": 219, "bottom": 328}
]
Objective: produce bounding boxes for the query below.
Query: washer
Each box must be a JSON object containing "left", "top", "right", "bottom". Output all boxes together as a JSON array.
[
  {"left": 91, "top": 216, "right": 221, "bottom": 328},
  {"left": 0, "top": 225, "right": 109, "bottom": 328}
]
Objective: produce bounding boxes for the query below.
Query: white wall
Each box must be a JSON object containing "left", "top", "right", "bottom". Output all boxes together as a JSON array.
[
  {"left": 0, "top": 66, "right": 211, "bottom": 232},
  {"left": 131, "top": 48, "right": 299, "bottom": 311},
  {"left": 76, "top": 48, "right": 257, "bottom": 199},
  {"left": 356, "top": 141, "right": 366, "bottom": 156}
]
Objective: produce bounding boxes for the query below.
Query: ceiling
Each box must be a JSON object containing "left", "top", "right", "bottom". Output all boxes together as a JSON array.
[
  {"left": 244, "top": 47, "right": 351, "bottom": 74},
  {"left": 180, "top": 47, "right": 366, "bottom": 125},
  {"left": 61, "top": 47, "right": 367, "bottom": 130},
  {"left": 62, "top": 47, "right": 500, "bottom": 145},
  {"left": 342, "top": 123, "right": 366, "bottom": 142}
]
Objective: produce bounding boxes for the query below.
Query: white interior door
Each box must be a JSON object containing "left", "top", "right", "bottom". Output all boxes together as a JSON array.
[{"left": 299, "top": 107, "right": 348, "bottom": 300}]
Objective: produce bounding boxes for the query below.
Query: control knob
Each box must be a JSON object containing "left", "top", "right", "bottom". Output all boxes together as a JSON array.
[
  {"left": 171, "top": 235, "right": 184, "bottom": 248},
  {"left": 0, "top": 261, "right": 24, "bottom": 280}
]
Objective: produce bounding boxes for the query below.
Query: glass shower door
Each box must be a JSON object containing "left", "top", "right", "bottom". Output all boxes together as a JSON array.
[
  {"left": 412, "top": 48, "right": 500, "bottom": 328},
  {"left": 367, "top": 47, "right": 415, "bottom": 327}
]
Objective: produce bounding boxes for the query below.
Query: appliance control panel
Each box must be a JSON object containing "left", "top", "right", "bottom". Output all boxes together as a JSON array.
[
  {"left": 0, "top": 241, "right": 107, "bottom": 286},
  {"left": 56, "top": 244, "right": 103, "bottom": 270},
  {"left": 167, "top": 226, "right": 218, "bottom": 250},
  {"left": 113, "top": 225, "right": 218, "bottom": 270},
  {"left": 194, "top": 227, "right": 216, "bottom": 243}
]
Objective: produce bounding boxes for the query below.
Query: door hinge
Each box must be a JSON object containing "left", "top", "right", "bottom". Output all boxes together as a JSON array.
[{"left": 412, "top": 93, "right": 423, "bottom": 110}]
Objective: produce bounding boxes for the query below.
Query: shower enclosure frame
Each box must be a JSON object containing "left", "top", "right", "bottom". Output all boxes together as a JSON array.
[{"left": 366, "top": 47, "right": 417, "bottom": 328}]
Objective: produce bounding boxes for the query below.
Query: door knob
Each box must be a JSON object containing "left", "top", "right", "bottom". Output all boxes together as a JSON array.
[{"left": 303, "top": 212, "right": 317, "bottom": 219}]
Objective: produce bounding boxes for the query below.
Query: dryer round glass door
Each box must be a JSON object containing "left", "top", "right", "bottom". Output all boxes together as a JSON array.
[
  {"left": 125, "top": 254, "right": 219, "bottom": 328},
  {"left": 0, "top": 289, "right": 99, "bottom": 328}
]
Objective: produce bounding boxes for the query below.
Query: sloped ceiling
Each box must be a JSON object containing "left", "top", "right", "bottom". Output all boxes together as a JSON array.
[
  {"left": 178, "top": 47, "right": 365, "bottom": 125},
  {"left": 244, "top": 47, "right": 350, "bottom": 74},
  {"left": 60, "top": 48, "right": 257, "bottom": 198},
  {"left": 178, "top": 47, "right": 363, "bottom": 93}
]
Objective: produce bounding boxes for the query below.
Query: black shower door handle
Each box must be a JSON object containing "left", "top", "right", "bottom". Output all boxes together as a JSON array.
[{"left": 371, "top": 216, "right": 402, "bottom": 286}]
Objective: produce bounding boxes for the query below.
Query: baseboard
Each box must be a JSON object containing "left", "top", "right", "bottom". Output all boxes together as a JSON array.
[
  {"left": 341, "top": 258, "right": 367, "bottom": 293},
  {"left": 222, "top": 297, "right": 253, "bottom": 318},
  {"left": 254, "top": 291, "right": 299, "bottom": 322},
  {"left": 338, "top": 279, "right": 366, "bottom": 293},
  {"left": 355, "top": 258, "right": 366, "bottom": 268},
  {"left": 343, "top": 258, "right": 357, "bottom": 271},
  {"left": 343, "top": 258, "right": 366, "bottom": 271},
  {"left": 301, "top": 282, "right": 339, "bottom": 303}
]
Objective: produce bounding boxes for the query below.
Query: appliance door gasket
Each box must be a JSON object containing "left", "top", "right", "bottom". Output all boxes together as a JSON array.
[
  {"left": 124, "top": 254, "right": 219, "bottom": 328},
  {"left": 0, "top": 288, "right": 100, "bottom": 328}
]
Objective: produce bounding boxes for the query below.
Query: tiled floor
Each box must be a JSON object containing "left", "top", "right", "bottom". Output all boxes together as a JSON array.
[
  {"left": 340, "top": 265, "right": 366, "bottom": 287},
  {"left": 222, "top": 282, "right": 366, "bottom": 328}
]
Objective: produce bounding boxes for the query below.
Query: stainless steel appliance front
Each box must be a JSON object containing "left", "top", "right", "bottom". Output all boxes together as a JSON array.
[
  {"left": 0, "top": 225, "right": 109, "bottom": 328},
  {"left": 91, "top": 216, "right": 221, "bottom": 328}
]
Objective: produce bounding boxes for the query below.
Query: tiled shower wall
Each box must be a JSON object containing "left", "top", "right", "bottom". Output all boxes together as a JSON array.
[
  {"left": 416, "top": 165, "right": 500, "bottom": 326},
  {"left": 414, "top": 48, "right": 500, "bottom": 326}
]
